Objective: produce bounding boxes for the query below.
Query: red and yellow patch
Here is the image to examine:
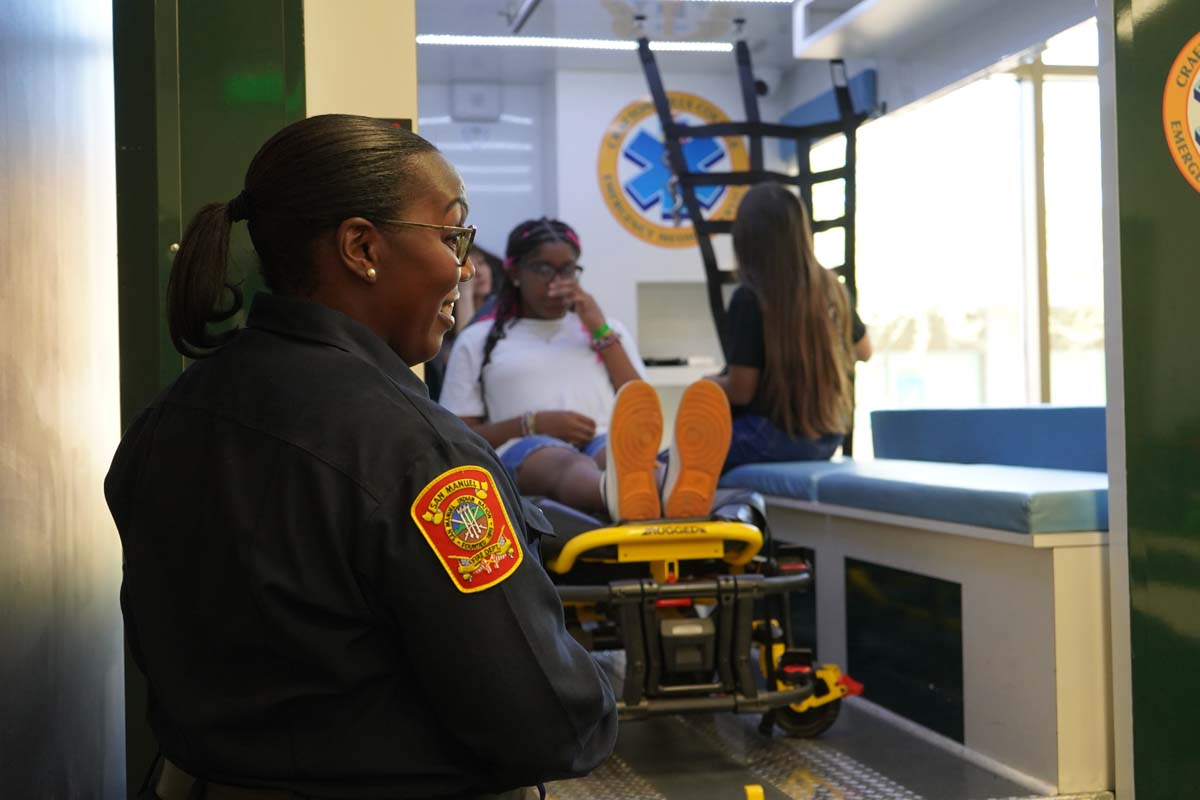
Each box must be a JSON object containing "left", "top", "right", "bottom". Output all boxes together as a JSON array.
[{"left": 410, "top": 465, "right": 523, "bottom": 593}]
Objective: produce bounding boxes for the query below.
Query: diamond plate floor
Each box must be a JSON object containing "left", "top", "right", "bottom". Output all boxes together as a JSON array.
[{"left": 545, "top": 703, "right": 1114, "bottom": 800}]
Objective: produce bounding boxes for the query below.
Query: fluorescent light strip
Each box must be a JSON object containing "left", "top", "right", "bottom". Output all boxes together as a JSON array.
[
  {"left": 420, "top": 114, "right": 534, "bottom": 127},
  {"left": 468, "top": 184, "right": 534, "bottom": 193},
  {"left": 416, "top": 34, "right": 733, "bottom": 53},
  {"left": 436, "top": 141, "right": 534, "bottom": 152},
  {"left": 455, "top": 165, "right": 532, "bottom": 174}
]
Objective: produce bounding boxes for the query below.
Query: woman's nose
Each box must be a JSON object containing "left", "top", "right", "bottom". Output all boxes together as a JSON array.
[{"left": 459, "top": 258, "right": 477, "bottom": 283}]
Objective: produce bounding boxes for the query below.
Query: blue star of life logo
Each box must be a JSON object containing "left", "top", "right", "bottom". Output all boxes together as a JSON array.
[{"left": 622, "top": 124, "right": 726, "bottom": 221}]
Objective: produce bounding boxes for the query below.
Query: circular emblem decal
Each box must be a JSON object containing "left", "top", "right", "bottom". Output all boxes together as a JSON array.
[
  {"left": 1162, "top": 32, "right": 1200, "bottom": 193},
  {"left": 597, "top": 91, "right": 749, "bottom": 248},
  {"left": 444, "top": 495, "right": 494, "bottom": 551}
]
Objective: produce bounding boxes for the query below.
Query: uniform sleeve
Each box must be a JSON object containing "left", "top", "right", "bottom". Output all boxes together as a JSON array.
[
  {"left": 609, "top": 318, "right": 647, "bottom": 380},
  {"left": 726, "top": 286, "right": 766, "bottom": 369},
  {"left": 357, "top": 444, "right": 618, "bottom": 789},
  {"left": 439, "top": 324, "right": 488, "bottom": 418}
]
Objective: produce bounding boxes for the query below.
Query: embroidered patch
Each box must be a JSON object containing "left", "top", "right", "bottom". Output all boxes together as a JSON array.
[{"left": 410, "top": 465, "right": 523, "bottom": 593}]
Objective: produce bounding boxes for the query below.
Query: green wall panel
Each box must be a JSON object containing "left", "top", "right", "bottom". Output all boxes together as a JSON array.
[
  {"left": 1113, "top": 1, "right": 1200, "bottom": 797},
  {"left": 113, "top": 2, "right": 304, "bottom": 793},
  {"left": 177, "top": 0, "right": 306, "bottom": 318}
]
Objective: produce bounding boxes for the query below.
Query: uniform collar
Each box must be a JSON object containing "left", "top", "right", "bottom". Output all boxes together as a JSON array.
[{"left": 246, "top": 292, "right": 427, "bottom": 395}]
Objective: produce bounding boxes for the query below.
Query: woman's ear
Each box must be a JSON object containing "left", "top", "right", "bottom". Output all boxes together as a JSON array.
[{"left": 336, "top": 217, "right": 383, "bottom": 284}]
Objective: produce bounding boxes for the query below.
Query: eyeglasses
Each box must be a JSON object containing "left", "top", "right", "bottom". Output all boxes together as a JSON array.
[
  {"left": 376, "top": 220, "right": 477, "bottom": 265},
  {"left": 521, "top": 262, "right": 585, "bottom": 282}
]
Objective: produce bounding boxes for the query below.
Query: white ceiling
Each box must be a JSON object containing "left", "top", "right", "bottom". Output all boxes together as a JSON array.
[{"left": 415, "top": 0, "right": 797, "bottom": 82}]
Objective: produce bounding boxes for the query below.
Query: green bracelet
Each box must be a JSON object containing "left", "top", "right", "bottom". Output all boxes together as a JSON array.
[{"left": 590, "top": 322, "right": 612, "bottom": 341}]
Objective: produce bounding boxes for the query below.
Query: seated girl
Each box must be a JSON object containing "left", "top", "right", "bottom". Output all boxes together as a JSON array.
[
  {"left": 441, "top": 217, "right": 730, "bottom": 522},
  {"left": 711, "top": 183, "right": 870, "bottom": 472}
]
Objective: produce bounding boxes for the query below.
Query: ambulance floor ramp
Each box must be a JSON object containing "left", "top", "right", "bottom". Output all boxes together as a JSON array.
[{"left": 545, "top": 702, "right": 1114, "bottom": 800}]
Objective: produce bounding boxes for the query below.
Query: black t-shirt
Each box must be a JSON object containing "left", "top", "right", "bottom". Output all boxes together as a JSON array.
[{"left": 726, "top": 284, "right": 865, "bottom": 419}]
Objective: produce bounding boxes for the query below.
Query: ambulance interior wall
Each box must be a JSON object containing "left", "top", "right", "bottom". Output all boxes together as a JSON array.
[
  {"left": 776, "top": 0, "right": 1096, "bottom": 116},
  {"left": 0, "top": 0, "right": 125, "bottom": 797},
  {"left": 551, "top": 67, "right": 788, "bottom": 356}
]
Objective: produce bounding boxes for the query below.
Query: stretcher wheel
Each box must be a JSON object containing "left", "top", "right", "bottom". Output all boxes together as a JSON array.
[{"left": 775, "top": 698, "right": 841, "bottom": 738}]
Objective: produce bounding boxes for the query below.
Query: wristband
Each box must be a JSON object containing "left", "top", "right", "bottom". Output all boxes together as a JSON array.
[
  {"left": 589, "top": 331, "right": 621, "bottom": 352},
  {"left": 590, "top": 322, "right": 612, "bottom": 341},
  {"left": 522, "top": 411, "right": 538, "bottom": 436}
]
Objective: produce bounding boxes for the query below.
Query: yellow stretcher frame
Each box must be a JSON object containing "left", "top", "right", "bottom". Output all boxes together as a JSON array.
[
  {"left": 760, "top": 639, "right": 853, "bottom": 712},
  {"left": 544, "top": 520, "right": 763, "bottom": 584}
]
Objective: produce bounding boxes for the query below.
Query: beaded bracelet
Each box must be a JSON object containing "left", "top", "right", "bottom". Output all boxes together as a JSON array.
[{"left": 589, "top": 331, "right": 621, "bottom": 352}]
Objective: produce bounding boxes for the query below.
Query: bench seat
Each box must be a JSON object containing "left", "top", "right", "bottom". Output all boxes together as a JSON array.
[{"left": 721, "top": 459, "right": 1108, "bottom": 534}]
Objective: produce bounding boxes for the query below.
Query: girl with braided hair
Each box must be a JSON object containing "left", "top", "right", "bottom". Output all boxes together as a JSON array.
[
  {"left": 441, "top": 217, "right": 734, "bottom": 523},
  {"left": 440, "top": 218, "right": 651, "bottom": 517}
]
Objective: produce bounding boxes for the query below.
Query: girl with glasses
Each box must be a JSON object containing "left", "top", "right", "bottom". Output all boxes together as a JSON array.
[
  {"left": 440, "top": 218, "right": 653, "bottom": 517},
  {"left": 442, "top": 217, "right": 735, "bottom": 524}
]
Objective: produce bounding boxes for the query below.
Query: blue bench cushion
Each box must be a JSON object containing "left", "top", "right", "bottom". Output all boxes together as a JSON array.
[
  {"left": 816, "top": 460, "right": 1107, "bottom": 533},
  {"left": 721, "top": 459, "right": 1108, "bottom": 533},
  {"left": 719, "top": 459, "right": 856, "bottom": 501},
  {"left": 871, "top": 407, "right": 1106, "bottom": 472}
]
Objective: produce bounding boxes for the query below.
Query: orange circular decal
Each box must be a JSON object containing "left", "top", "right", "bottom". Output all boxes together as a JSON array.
[
  {"left": 597, "top": 91, "right": 749, "bottom": 248},
  {"left": 1163, "top": 32, "right": 1200, "bottom": 193}
]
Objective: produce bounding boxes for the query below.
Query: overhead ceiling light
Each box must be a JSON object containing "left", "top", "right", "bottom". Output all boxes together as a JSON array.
[
  {"left": 416, "top": 34, "right": 734, "bottom": 53},
  {"left": 436, "top": 141, "right": 534, "bottom": 152},
  {"left": 418, "top": 114, "right": 534, "bottom": 127},
  {"left": 455, "top": 164, "right": 533, "bottom": 174},
  {"left": 467, "top": 184, "right": 535, "bottom": 193}
]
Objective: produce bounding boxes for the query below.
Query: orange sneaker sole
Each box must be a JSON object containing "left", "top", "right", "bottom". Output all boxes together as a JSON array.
[
  {"left": 664, "top": 380, "right": 732, "bottom": 518},
  {"left": 608, "top": 380, "right": 663, "bottom": 521}
]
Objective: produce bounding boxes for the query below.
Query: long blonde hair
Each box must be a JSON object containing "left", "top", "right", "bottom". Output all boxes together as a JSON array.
[{"left": 731, "top": 183, "right": 854, "bottom": 438}]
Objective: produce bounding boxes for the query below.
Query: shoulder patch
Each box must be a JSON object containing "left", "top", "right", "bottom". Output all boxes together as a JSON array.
[{"left": 410, "top": 465, "right": 523, "bottom": 593}]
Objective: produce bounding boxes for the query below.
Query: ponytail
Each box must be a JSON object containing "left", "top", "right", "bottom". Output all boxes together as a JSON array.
[
  {"left": 166, "top": 201, "right": 244, "bottom": 358},
  {"left": 163, "top": 114, "right": 439, "bottom": 359}
]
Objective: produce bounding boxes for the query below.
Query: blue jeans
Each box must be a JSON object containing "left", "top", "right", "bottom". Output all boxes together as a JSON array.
[
  {"left": 498, "top": 434, "right": 607, "bottom": 480},
  {"left": 723, "top": 414, "right": 842, "bottom": 473}
]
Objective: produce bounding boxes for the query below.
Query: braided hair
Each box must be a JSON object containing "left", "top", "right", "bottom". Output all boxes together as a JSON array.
[{"left": 477, "top": 217, "right": 582, "bottom": 417}]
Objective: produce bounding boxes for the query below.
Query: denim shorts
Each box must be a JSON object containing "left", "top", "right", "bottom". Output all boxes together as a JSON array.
[
  {"left": 723, "top": 414, "right": 842, "bottom": 473},
  {"left": 497, "top": 434, "right": 607, "bottom": 480}
]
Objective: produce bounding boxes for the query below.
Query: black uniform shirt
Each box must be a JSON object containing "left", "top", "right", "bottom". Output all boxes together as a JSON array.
[
  {"left": 726, "top": 284, "right": 866, "bottom": 419},
  {"left": 105, "top": 292, "right": 617, "bottom": 799}
]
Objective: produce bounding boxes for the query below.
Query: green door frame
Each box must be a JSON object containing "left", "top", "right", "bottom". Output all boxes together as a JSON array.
[{"left": 112, "top": 1, "right": 304, "bottom": 793}]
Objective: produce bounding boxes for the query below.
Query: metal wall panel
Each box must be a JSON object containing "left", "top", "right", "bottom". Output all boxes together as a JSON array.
[{"left": 0, "top": 0, "right": 125, "bottom": 796}]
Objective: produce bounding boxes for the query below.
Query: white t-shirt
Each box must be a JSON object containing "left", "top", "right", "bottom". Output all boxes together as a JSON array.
[{"left": 440, "top": 312, "right": 647, "bottom": 442}]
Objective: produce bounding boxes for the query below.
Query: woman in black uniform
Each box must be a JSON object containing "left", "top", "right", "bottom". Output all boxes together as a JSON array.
[{"left": 105, "top": 115, "right": 616, "bottom": 800}]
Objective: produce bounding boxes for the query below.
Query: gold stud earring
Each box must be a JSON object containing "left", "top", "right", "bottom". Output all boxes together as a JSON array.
[{"left": 366, "top": 268, "right": 377, "bottom": 281}]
